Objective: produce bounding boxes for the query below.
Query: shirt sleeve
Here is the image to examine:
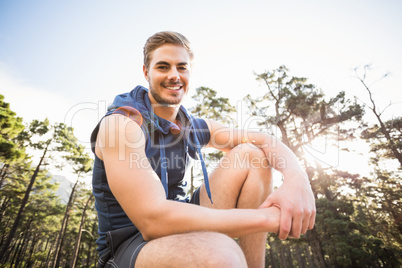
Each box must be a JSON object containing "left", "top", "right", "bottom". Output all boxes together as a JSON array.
[{"left": 191, "top": 118, "right": 211, "bottom": 148}]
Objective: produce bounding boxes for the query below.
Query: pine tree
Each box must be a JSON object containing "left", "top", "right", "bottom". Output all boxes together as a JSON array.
[
  {"left": 0, "top": 94, "right": 25, "bottom": 165},
  {"left": 189, "top": 86, "right": 237, "bottom": 193},
  {"left": 246, "top": 66, "right": 366, "bottom": 267},
  {"left": 0, "top": 120, "right": 89, "bottom": 262}
]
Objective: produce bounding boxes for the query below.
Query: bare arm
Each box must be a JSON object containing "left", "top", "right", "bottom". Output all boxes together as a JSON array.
[
  {"left": 95, "top": 114, "right": 280, "bottom": 241},
  {"left": 204, "top": 119, "right": 316, "bottom": 239}
]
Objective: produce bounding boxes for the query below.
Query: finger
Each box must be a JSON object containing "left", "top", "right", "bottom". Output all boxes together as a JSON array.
[
  {"left": 308, "top": 208, "right": 316, "bottom": 230},
  {"left": 278, "top": 207, "right": 291, "bottom": 240},
  {"left": 289, "top": 208, "right": 303, "bottom": 238},
  {"left": 259, "top": 197, "right": 273, "bottom": 209},
  {"left": 301, "top": 209, "right": 311, "bottom": 234}
]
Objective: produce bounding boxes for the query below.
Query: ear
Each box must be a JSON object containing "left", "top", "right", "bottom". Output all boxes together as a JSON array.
[{"left": 143, "top": 65, "right": 149, "bottom": 81}]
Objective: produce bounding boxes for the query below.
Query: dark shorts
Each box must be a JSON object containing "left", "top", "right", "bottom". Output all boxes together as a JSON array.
[{"left": 98, "top": 189, "right": 201, "bottom": 268}]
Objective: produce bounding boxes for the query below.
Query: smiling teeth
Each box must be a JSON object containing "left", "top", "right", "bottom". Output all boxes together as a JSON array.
[{"left": 166, "top": 86, "right": 181, "bottom": 90}]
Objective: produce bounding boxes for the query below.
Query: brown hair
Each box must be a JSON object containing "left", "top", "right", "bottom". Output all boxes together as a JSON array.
[{"left": 143, "top": 31, "right": 194, "bottom": 70}]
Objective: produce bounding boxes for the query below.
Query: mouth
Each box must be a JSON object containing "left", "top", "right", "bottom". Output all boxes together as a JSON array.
[{"left": 163, "top": 85, "right": 183, "bottom": 91}]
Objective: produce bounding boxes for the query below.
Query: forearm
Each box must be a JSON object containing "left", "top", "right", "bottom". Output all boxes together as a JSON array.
[{"left": 139, "top": 200, "right": 279, "bottom": 241}]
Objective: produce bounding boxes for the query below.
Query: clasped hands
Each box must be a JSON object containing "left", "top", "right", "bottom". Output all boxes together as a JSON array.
[{"left": 259, "top": 177, "right": 316, "bottom": 240}]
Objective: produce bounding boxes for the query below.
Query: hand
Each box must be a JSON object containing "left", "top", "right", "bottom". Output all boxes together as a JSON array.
[
  {"left": 259, "top": 171, "right": 316, "bottom": 240},
  {"left": 259, "top": 206, "right": 281, "bottom": 234}
]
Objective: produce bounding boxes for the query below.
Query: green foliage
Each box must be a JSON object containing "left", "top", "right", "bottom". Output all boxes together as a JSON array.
[
  {"left": 0, "top": 94, "right": 25, "bottom": 163},
  {"left": 186, "top": 68, "right": 400, "bottom": 267},
  {"left": 0, "top": 94, "right": 98, "bottom": 266},
  {"left": 247, "top": 66, "right": 400, "bottom": 267},
  {"left": 315, "top": 197, "right": 395, "bottom": 267},
  {"left": 189, "top": 87, "right": 238, "bottom": 191},
  {"left": 190, "top": 86, "right": 236, "bottom": 125},
  {"left": 246, "top": 66, "right": 364, "bottom": 155},
  {"left": 361, "top": 117, "right": 402, "bottom": 165},
  {"left": 1, "top": 64, "right": 400, "bottom": 267}
]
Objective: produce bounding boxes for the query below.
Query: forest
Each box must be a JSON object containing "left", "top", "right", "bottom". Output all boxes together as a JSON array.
[{"left": 0, "top": 65, "right": 401, "bottom": 267}]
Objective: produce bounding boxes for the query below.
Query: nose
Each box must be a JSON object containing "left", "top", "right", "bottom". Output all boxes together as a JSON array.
[{"left": 168, "top": 67, "right": 180, "bottom": 82}]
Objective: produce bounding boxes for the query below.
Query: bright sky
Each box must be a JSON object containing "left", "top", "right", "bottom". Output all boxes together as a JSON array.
[{"left": 1, "top": 0, "right": 401, "bottom": 176}]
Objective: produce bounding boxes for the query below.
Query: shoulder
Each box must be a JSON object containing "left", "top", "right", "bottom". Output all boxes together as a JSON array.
[{"left": 95, "top": 114, "right": 146, "bottom": 160}]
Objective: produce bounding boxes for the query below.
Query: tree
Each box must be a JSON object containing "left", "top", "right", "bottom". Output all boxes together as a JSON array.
[
  {"left": 0, "top": 119, "right": 51, "bottom": 261},
  {"left": 0, "top": 94, "right": 26, "bottom": 189},
  {"left": 0, "top": 120, "right": 89, "bottom": 262},
  {"left": 191, "top": 86, "right": 236, "bottom": 125},
  {"left": 350, "top": 65, "right": 402, "bottom": 263},
  {"left": 0, "top": 94, "right": 25, "bottom": 160},
  {"left": 70, "top": 192, "right": 93, "bottom": 268},
  {"left": 10, "top": 171, "right": 63, "bottom": 267},
  {"left": 52, "top": 131, "right": 93, "bottom": 268},
  {"left": 246, "top": 66, "right": 363, "bottom": 157},
  {"left": 0, "top": 95, "right": 99, "bottom": 266},
  {"left": 361, "top": 117, "right": 402, "bottom": 165},
  {"left": 189, "top": 87, "right": 237, "bottom": 193},
  {"left": 355, "top": 65, "right": 402, "bottom": 167},
  {"left": 245, "top": 66, "right": 370, "bottom": 267}
]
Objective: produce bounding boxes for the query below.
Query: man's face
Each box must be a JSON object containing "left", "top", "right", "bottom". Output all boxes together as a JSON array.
[{"left": 143, "top": 44, "right": 191, "bottom": 106}]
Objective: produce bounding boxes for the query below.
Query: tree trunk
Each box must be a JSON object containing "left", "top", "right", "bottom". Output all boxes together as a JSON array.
[
  {"left": 307, "top": 228, "right": 326, "bottom": 268},
  {"left": 279, "top": 243, "right": 287, "bottom": 268},
  {"left": 9, "top": 235, "right": 22, "bottom": 267},
  {"left": 277, "top": 121, "right": 290, "bottom": 148},
  {"left": 267, "top": 239, "right": 276, "bottom": 267},
  {"left": 286, "top": 244, "right": 293, "bottom": 267},
  {"left": 41, "top": 238, "right": 50, "bottom": 268},
  {"left": 0, "top": 164, "right": 9, "bottom": 189},
  {"left": 0, "top": 140, "right": 50, "bottom": 261},
  {"left": 0, "top": 196, "right": 11, "bottom": 229},
  {"left": 295, "top": 244, "right": 305, "bottom": 268},
  {"left": 14, "top": 220, "right": 32, "bottom": 268},
  {"left": 54, "top": 212, "right": 71, "bottom": 268},
  {"left": 25, "top": 233, "right": 38, "bottom": 268},
  {"left": 71, "top": 194, "right": 93, "bottom": 268},
  {"left": 359, "top": 76, "right": 402, "bottom": 166},
  {"left": 45, "top": 235, "right": 56, "bottom": 268},
  {"left": 303, "top": 244, "right": 314, "bottom": 268},
  {"left": 373, "top": 111, "right": 402, "bottom": 166},
  {"left": 52, "top": 178, "right": 79, "bottom": 268},
  {"left": 87, "top": 220, "right": 97, "bottom": 268}
]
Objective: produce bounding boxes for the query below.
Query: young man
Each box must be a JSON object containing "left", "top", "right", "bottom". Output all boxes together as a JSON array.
[{"left": 91, "top": 31, "right": 316, "bottom": 268}]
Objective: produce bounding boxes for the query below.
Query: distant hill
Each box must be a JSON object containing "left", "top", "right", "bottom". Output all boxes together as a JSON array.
[{"left": 51, "top": 175, "right": 73, "bottom": 204}]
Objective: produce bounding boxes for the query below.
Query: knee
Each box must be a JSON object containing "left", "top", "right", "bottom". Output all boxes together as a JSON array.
[
  {"left": 203, "top": 233, "right": 247, "bottom": 268},
  {"left": 231, "top": 143, "right": 273, "bottom": 198},
  {"left": 231, "top": 143, "right": 270, "bottom": 170},
  {"left": 233, "top": 143, "right": 265, "bottom": 159}
]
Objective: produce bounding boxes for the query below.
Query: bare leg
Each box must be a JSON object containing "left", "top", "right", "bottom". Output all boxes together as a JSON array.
[
  {"left": 136, "top": 232, "right": 247, "bottom": 268},
  {"left": 199, "top": 143, "right": 273, "bottom": 268}
]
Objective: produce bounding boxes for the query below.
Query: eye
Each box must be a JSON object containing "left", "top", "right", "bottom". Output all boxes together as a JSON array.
[{"left": 157, "top": 66, "right": 168, "bottom": 70}]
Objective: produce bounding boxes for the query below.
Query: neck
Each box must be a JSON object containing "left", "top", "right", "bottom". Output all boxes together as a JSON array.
[
  {"left": 147, "top": 91, "right": 181, "bottom": 122},
  {"left": 153, "top": 104, "right": 180, "bottom": 122}
]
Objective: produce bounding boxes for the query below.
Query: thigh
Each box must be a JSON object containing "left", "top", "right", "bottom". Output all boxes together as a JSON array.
[{"left": 135, "top": 232, "right": 247, "bottom": 268}]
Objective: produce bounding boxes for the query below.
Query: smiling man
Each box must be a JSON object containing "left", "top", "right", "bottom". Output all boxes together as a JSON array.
[
  {"left": 90, "top": 31, "right": 316, "bottom": 268},
  {"left": 145, "top": 44, "right": 190, "bottom": 106}
]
